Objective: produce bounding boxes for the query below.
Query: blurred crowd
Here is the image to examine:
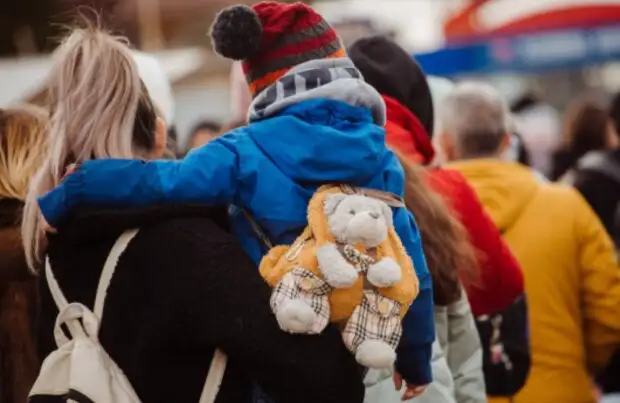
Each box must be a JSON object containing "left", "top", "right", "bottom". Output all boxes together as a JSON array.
[{"left": 2, "top": 2, "right": 620, "bottom": 403}]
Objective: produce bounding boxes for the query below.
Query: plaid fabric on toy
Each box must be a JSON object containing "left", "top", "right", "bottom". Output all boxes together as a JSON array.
[
  {"left": 270, "top": 266, "right": 333, "bottom": 334},
  {"left": 342, "top": 290, "right": 403, "bottom": 354},
  {"left": 342, "top": 244, "right": 375, "bottom": 274}
]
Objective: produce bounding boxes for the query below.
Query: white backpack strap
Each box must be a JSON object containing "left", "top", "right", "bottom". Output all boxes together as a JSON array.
[
  {"left": 45, "top": 258, "right": 91, "bottom": 343},
  {"left": 49, "top": 227, "right": 227, "bottom": 403},
  {"left": 45, "top": 258, "right": 70, "bottom": 311},
  {"left": 198, "top": 348, "right": 228, "bottom": 403},
  {"left": 93, "top": 227, "right": 229, "bottom": 403},
  {"left": 93, "top": 228, "right": 140, "bottom": 320}
]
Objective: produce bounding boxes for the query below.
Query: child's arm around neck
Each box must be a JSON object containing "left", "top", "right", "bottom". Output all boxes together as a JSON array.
[{"left": 38, "top": 134, "right": 243, "bottom": 228}]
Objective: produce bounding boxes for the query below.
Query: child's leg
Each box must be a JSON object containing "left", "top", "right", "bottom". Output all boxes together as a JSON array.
[
  {"left": 342, "top": 290, "right": 402, "bottom": 369},
  {"left": 270, "top": 267, "right": 332, "bottom": 334}
]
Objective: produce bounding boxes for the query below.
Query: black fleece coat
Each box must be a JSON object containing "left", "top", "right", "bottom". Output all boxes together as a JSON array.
[
  {"left": 38, "top": 205, "right": 364, "bottom": 403},
  {"left": 573, "top": 149, "right": 620, "bottom": 241},
  {"left": 0, "top": 199, "right": 38, "bottom": 403},
  {"left": 573, "top": 150, "right": 620, "bottom": 394}
]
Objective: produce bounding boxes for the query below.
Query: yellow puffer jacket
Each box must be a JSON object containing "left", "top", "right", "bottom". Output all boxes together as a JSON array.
[
  {"left": 260, "top": 185, "right": 418, "bottom": 321},
  {"left": 449, "top": 160, "right": 620, "bottom": 403}
]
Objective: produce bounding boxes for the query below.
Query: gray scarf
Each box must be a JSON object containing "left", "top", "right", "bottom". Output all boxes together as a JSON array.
[{"left": 248, "top": 57, "right": 386, "bottom": 125}]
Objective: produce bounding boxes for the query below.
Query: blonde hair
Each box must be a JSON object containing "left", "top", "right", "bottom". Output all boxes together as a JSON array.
[
  {"left": 22, "top": 25, "right": 158, "bottom": 271},
  {"left": 0, "top": 105, "right": 48, "bottom": 201}
]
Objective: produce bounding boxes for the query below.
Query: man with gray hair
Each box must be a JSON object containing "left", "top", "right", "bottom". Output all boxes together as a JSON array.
[
  {"left": 435, "top": 82, "right": 620, "bottom": 403},
  {"left": 437, "top": 82, "right": 511, "bottom": 161}
]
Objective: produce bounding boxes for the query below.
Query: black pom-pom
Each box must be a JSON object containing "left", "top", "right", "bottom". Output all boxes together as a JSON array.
[{"left": 209, "top": 5, "right": 262, "bottom": 61}]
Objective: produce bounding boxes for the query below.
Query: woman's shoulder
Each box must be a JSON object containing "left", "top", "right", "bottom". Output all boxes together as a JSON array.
[
  {"left": 106, "top": 210, "right": 261, "bottom": 325},
  {"left": 134, "top": 210, "right": 244, "bottom": 267},
  {"left": 52, "top": 205, "right": 246, "bottom": 289},
  {"left": 138, "top": 213, "right": 234, "bottom": 247}
]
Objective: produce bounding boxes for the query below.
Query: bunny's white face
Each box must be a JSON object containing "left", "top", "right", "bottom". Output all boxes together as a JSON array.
[{"left": 324, "top": 194, "right": 393, "bottom": 248}]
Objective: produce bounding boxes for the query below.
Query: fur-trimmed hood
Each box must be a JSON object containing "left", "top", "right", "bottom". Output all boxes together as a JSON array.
[
  {"left": 0, "top": 198, "right": 39, "bottom": 403},
  {"left": 0, "top": 199, "right": 29, "bottom": 285}
]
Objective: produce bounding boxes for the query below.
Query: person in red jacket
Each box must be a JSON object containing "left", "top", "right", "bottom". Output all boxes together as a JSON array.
[{"left": 349, "top": 36, "right": 523, "bottom": 317}]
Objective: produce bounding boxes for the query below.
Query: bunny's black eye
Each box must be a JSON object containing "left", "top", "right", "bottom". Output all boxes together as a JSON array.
[{"left": 349, "top": 210, "right": 356, "bottom": 215}]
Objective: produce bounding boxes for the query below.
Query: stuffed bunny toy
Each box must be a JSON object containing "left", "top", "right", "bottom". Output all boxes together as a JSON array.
[{"left": 260, "top": 185, "right": 419, "bottom": 368}]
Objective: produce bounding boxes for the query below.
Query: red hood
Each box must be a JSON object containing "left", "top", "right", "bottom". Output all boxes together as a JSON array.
[{"left": 383, "top": 95, "right": 435, "bottom": 165}]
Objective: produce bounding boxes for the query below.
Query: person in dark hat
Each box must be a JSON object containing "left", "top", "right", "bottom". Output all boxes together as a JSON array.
[
  {"left": 349, "top": 36, "right": 435, "bottom": 164},
  {"left": 350, "top": 36, "right": 527, "bottom": 401}
]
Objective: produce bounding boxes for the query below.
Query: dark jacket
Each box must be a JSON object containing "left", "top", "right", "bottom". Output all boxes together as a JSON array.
[
  {"left": 349, "top": 35, "right": 524, "bottom": 317},
  {"left": 573, "top": 149, "right": 620, "bottom": 242},
  {"left": 573, "top": 149, "right": 620, "bottom": 394},
  {"left": 39, "top": 204, "right": 364, "bottom": 403},
  {"left": 0, "top": 199, "right": 39, "bottom": 403}
]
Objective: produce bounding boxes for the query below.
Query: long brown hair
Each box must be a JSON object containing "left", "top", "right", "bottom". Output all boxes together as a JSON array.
[
  {"left": 552, "top": 98, "right": 612, "bottom": 179},
  {"left": 393, "top": 149, "right": 479, "bottom": 306}
]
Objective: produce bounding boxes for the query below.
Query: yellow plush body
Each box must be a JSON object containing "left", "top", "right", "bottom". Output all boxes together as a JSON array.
[{"left": 259, "top": 185, "right": 419, "bottom": 323}]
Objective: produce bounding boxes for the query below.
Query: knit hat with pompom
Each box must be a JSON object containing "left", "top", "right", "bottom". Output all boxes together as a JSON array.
[{"left": 210, "top": 1, "right": 345, "bottom": 97}]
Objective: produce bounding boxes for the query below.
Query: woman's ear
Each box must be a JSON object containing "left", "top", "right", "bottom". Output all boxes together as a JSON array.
[
  {"left": 152, "top": 117, "right": 168, "bottom": 159},
  {"left": 606, "top": 119, "right": 620, "bottom": 149},
  {"left": 498, "top": 132, "right": 512, "bottom": 156}
]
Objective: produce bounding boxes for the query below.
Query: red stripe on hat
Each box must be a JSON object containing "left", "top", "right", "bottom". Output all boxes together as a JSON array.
[
  {"left": 252, "top": 2, "right": 323, "bottom": 35},
  {"left": 248, "top": 48, "right": 346, "bottom": 96},
  {"left": 241, "top": 17, "right": 332, "bottom": 77},
  {"left": 261, "top": 11, "right": 324, "bottom": 35},
  {"left": 247, "top": 29, "right": 339, "bottom": 67}
]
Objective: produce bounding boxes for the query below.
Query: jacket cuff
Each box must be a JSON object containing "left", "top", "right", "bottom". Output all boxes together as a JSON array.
[
  {"left": 396, "top": 342, "right": 433, "bottom": 386},
  {"left": 38, "top": 168, "right": 83, "bottom": 228}
]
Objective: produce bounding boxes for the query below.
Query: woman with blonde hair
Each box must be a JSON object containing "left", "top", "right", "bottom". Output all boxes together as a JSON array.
[
  {"left": 24, "top": 25, "right": 364, "bottom": 403},
  {"left": 0, "top": 105, "right": 48, "bottom": 403}
]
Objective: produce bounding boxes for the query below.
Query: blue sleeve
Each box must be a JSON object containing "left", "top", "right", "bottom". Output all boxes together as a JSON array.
[
  {"left": 38, "top": 135, "right": 241, "bottom": 227},
  {"left": 393, "top": 207, "right": 435, "bottom": 386}
]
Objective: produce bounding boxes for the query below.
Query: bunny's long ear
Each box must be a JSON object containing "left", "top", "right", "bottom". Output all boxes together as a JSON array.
[
  {"left": 380, "top": 201, "right": 394, "bottom": 229},
  {"left": 324, "top": 194, "right": 347, "bottom": 215}
]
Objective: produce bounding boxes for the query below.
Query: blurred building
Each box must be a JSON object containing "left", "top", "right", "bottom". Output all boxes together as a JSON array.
[
  {"left": 5, "top": 0, "right": 619, "bottom": 145},
  {"left": 0, "top": 0, "right": 257, "bottom": 54},
  {"left": 0, "top": 0, "right": 268, "bottom": 146},
  {"left": 416, "top": 0, "right": 620, "bottom": 106}
]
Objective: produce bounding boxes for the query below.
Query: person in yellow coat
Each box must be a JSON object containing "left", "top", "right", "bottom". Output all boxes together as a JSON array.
[{"left": 435, "top": 82, "right": 620, "bottom": 403}]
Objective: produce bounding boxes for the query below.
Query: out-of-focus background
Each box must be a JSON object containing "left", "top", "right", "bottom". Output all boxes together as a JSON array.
[{"left": 2, "top": 0, "right": 620, "bottom": 150}]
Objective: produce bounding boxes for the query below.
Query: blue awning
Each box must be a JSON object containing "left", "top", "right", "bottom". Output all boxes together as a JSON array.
[{"left": 415, "top": 24, "right": 620, "bottom": 77}]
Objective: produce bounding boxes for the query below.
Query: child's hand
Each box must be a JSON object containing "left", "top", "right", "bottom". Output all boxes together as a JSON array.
[
  {"left": 393, "top": 371, "right": 428, "bottom": 401},
  {"left": 63, "top": 163, "right": 78, "bottom": 179},
  {"left": 41, "top": 216, "right": 57, "bottom": 234}
]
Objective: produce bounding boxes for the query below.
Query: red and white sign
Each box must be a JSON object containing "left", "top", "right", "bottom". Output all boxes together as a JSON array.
[{"left": 445, "top": 0, "right": 620, "bottom": 43}]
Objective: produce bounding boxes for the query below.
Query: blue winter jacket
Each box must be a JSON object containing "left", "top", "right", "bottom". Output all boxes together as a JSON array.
[{"left": 39, "top": 98, "right": 435, "bottom": 384}]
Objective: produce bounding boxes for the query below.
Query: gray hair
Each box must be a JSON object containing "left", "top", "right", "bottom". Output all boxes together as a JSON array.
[{"left": 438, "top": 82, "right": 510, "bottom": 159}]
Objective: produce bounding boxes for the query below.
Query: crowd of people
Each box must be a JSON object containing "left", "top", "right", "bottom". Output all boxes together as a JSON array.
[{"left": 2, "top": 1, "right": 620, "bottom": 403}]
